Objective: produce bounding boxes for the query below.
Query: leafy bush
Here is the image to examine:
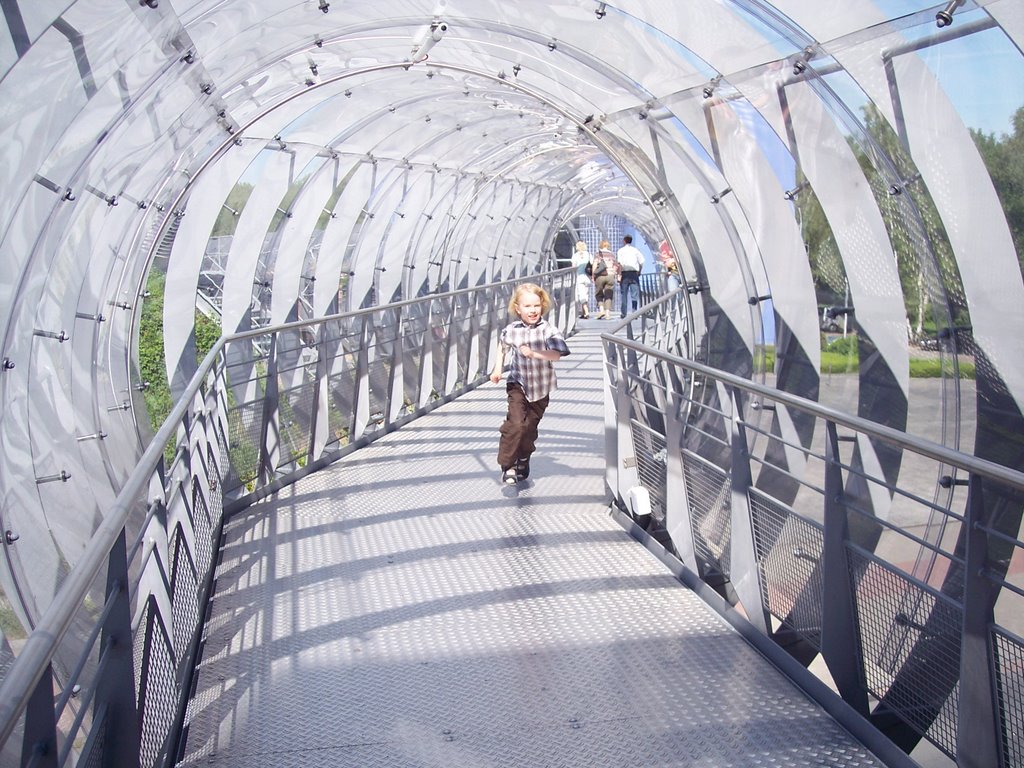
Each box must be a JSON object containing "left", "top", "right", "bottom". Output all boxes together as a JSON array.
[
  {"left": 139, "top": 271, "right": 225, "bottom": 464},
  {"left": 195, "top": 310, "right": 221, "bottom": 360},
  {"left": 139, "top": 271, "right": 172, "bottom": 434},
  {"left": 817, "top": 334, "right": 858, "bottom": 373},
  {"left": 824, "top": 334, "right": 858, "bottom": 357}
]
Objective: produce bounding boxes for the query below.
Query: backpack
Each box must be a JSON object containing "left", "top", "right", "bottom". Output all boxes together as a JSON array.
[{"left": 593, "top": 257, "right": 607, "bottom": 277}]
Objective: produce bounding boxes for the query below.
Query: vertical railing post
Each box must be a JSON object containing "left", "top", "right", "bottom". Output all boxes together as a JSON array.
[
  {"left": 466, "top": 294, "right": 481, "bottom": 384},
  {"left": 257, "top": 332, "right": 281, "bottom": 484},
  {"left": 613, "top": 343, "right": 639, "bottom": 507},
  {"left": 21, "top": 664, "right": 58, "bottom": 768},
  {"left": 820, "top": 420, "right": 869, "bottom": 714},
  {"left": 601, "top": 336, "right": 621, "bottom": 500},
  {"left": 386, "top": 309, "right": 405, "bottom": 424},
  {"left": 957, "top": 474, "right": 1001, "bottom": 768},
  {"left": 456, "top": 294, "right": 472, "bottom": 387},
  {"left": 418, "top": 301, "right": 435, "bottom": 409},
  {"left": 353, "top": 315, "right": 371, "bottom": 439},
  {"left": 210, "top": 349, "right": 231, "bottom": 482},
  {"left": 727, "top": 387, "right": 769, "bottom": 634},
  {"left": 94, "top": 530, "right": 142, "bottom": 767},
  {"left": 483, "top": 287, "right": 501, "bottom": 382},
  {"left": 560, "top": 271, "right": 576, "bottom": 336},
  {"left": 443, "top": 296, "right": 459, "bottom": 396},
  {"left": 664, "top": 379, "right": 700, "bottom": 575},
  {"left": 309, "top": 322, "right": 330, "bottom": 460}
]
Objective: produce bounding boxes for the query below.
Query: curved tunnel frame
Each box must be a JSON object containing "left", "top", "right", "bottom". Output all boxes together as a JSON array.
[{"left": 1, "top": 3, "right": 1023, "bottom": 765}]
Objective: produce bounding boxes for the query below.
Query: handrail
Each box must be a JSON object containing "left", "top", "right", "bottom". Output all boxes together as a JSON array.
[
  {"left": 0, "top": 339, "right": 223, "bottom": 744},
  {"left": 601, "top": 313, "right": 1024, "bottom": 767},
  {"left": 604, "top": 332, "right": 1024, "bottom": 492},
  {"left": 0, "top": 267, "right": 570, "bottom": 749},
  {"left": 228, "top": 267, "right": 566, "bottom": 342}
]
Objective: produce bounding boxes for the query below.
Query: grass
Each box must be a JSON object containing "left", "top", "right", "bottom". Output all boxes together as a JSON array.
[
  {"left": 820, "top": 349, "right": 858, "bottom": 375},
  {"left": 759, "top": 342, "right": 976, "bottom": 378},
  {"left": 908, "top": 358, "right": 976, "bottom": 379},
  {"left": 1, "top": 599, "right": 27, "bottom": 640}
]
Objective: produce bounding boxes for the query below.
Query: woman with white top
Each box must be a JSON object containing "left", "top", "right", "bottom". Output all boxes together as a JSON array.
[{"left": 571, "top": 241, "right": 592, "bottom": 318}]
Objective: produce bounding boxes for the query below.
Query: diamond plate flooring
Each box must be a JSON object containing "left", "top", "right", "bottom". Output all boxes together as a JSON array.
[{"left": 177, "top": 329, "right": 884, "bottom": 768}]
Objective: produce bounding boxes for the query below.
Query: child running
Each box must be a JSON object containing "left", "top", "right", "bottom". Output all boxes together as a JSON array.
[{"left": 489, "top": 283, "right": 571, "bottom": 484}]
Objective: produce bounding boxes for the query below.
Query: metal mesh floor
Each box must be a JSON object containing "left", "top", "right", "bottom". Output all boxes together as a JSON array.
[{"left": 176, "top": 330, "right": 884, "bottom": 768}]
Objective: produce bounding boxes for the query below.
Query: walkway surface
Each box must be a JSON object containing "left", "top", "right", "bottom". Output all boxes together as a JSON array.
[{"left": 176, "top": 327, "right": 885, "bottom": 768}]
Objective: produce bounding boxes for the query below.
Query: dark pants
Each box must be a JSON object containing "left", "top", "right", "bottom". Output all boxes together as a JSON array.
[
  {"left": 620, "top": 271, "right": 640, "bottom": 318},
  {"left": 497, "top": 383, "right": 549, "bottom": 470}
]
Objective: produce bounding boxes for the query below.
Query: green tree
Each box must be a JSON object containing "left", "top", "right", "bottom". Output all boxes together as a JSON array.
[
  {"left": 139, "top": 270, "right": 172, "bottom": 432},
  {"left": 859, "top": 103, "right": 963, "bottom": 338},
  {"left": 211, "top": 182, "right": 254, "bottom": 237},
  {"left": 194, "top": 309, "right": 221, "bottom": 360},
  {"left": 972, "top": 106, "right": 1024, "bottom": 274},
  {"left": 269, "top": 177, "right": 308, "bottom": 232},
  {"left": 792, "top": 177, "right": 847, "bottom": 307},
  {"left": 139, "top": 271, "right": 225, "bottom": 438}
]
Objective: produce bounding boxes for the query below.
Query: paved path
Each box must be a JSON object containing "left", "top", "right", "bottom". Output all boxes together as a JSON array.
[{"left": 177, "top": 329, "right": 885, "bottom": 768}]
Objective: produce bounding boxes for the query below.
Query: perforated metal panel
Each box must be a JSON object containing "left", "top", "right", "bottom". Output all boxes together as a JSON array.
[
  {"left": 681, "top": 449, "right": 732, "bottom": 576},
  {"left": 848, "top": 549, "right": 962, "bottom": 759},
  {"left": 226, "top": 401, "right": 263, "bottom": 484},
  {"left": 749, "top": 488, "right": 824, "bottom": 648},
  {"left": 78, "top": 707, "right": 107, "bottom": 768},
  {"left": 628, "top": 419, "right": 667, "bottom": 520},
  {"left": 177, "top": 331, "right": 884, "bottom": 768},
  {"left": 994, "top": 627, "right": 1024, "bottom": 767},
  {"left": 169, "top": 532, "right": 200, "bottom": 659},
  {"left": 276, "top": 379, "right": 316, "bottom": 467},
  {"left": 137, "top": 597, "right": 179, "bottom": 768},
  {"left": 191, "top": 476, "right": 215, "bottom": 579}
]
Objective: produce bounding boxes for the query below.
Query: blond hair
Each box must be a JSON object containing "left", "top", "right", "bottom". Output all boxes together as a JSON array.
[
  {"left": 508, "top": 282, "right": 552, "bottom": 316},
  {"left": 598, "top": 239, "right": 611, "bottom": 252}
]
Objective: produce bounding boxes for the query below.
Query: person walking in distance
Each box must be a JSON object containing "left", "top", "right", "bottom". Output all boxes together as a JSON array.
[
  {"left": 592, "top": 240, "right": 616, "bottom": 319},
  {"left": 617, "top": 234, "right": 644, "bottom": 318},
  {"left": 489, "top": 283, "right": 571, "bottom": 485},
  {"left": 657, "top": 239, "right": 681, "bottom": 290},
  {"left": 571, "top": 240, "right": 592, "bottom": 318}
]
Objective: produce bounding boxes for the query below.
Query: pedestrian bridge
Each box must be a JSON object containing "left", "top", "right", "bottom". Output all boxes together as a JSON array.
[
  {"left": 174, "top": 326, "right": 879, "bottom": 768},
  {"left": 3, "top": 3, "right": 1024, "bottom": 767},
  {"left": 2, "top": 275, "right": 1021, "bottom": 768}
]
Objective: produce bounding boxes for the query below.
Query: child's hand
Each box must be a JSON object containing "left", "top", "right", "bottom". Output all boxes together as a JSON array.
[
  {"left": 518, "top": 344, "right": 533, "bottom": 359},
  {"left": 489, "top": 371, "right": 502, "bottom": 384}
]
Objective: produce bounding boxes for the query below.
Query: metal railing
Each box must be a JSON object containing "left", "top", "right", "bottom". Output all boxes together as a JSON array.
[
  {"left": 0, "top": 268, "right": 574, "bottom": 768},
  {"left": 602, "top": 292, "right": 1024, "bottom": 768}
]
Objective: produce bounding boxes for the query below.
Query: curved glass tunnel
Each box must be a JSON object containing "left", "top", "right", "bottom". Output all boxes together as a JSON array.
[{"left": 0, "top": 1, "right": 1023, "bottom": 765}]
